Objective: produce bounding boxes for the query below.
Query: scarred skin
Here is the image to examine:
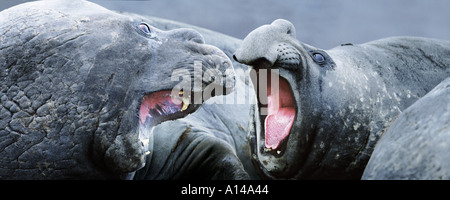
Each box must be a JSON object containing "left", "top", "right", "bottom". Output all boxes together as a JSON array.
[
  {"left": 234, "top": 19, "right": 450, "bottom": 179},
  {"left": 0, "top": 0, "right": 235, "bottom": 179}
]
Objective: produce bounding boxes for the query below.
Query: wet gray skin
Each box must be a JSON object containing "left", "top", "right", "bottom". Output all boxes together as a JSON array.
[
  {"left": 234, "top": 19, "right": 450, "bottom": 179},
  {"left": 363, "top": 77, "right": 450, "bottom": 180}
]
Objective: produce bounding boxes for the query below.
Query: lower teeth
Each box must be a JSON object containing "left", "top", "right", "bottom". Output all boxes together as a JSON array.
[{"left": 264, "top": 147, "right": 282, "bottom": 155}]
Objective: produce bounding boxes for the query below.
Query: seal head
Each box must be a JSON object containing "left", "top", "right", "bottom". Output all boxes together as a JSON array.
[
  {"left": 0, "top": 0, "right": 234, "bottom": 179},
  {"left": 234, "top": 19, "right": 450, "bottom": 179}
]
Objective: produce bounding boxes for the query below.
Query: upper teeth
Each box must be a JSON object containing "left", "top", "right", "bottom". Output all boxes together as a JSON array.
[
  {"left": 179, "top": 91, "right": 190, "bottom": 112},
  {"left": 181, "top": 98, "right": 189, "bottom": 111}
]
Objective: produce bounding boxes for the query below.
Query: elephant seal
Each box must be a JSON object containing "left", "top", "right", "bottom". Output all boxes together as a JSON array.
[
  {"left": 0, "top": 0, "right": 234, "bottom": 179},
  {"left": 233, "top": 19, "right": 450, "bottom": 179},
  {"left": 362, "top": 77, "right": 450, "bottom": 180}
]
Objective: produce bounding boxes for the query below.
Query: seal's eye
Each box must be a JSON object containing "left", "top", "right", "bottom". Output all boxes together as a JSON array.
[
  {"left": 313, "top": 53, "right": 325, "bottom": 64},
  {"left": 139, "top": 23, "right": 151, "bottom": 34}
]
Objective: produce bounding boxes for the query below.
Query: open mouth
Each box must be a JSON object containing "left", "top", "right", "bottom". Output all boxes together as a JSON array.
[
  {"left": 258, "top": 71, "right": 296, "bottom": 154},
  {"left": 139, "top": 90, "right": 195, "bottom": 130}
]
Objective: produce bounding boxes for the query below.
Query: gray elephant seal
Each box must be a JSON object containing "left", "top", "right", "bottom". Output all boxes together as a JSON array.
[
  {"left": 362, "top": 77, "right": 450, "bottom": 180},
  {"left": 234, "top": 19, "right": 450, "bottom": 179},
  {"left": 0, "top": 0, "right": 234, "bottom": 179}
]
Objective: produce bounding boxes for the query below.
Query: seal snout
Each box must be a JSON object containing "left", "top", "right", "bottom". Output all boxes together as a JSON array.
[{"left": 234, "top": 19, "right": 298, "bottom": 69}]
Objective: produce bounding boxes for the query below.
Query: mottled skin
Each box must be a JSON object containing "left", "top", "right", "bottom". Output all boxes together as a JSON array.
[
  {"left": 234, "top": 19, "right": 450, "bottom": 179},
  {"left": 0, "top": 0, "right": 235, "bottom": 179},
  {"left": 362, "top": 78, "right": 450, "bottom": 180}
]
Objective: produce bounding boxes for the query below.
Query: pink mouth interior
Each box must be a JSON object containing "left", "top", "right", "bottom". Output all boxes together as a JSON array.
[
  {"left": 139, "top": 90, "right": 182, "bottom": 125},
  {"left": 264, "top": 76, "right": 295, "bottom": 150}
]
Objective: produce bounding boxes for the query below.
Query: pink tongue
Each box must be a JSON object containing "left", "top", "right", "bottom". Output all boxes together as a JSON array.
[
  {"left": 264, "top": 77, "right": 295, "bottom": 150},
  {"left": 265, "top": 109, "right": 295, "bottom": 149}
]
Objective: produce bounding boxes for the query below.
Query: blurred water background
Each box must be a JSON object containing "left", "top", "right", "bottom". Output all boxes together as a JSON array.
[{"left": 1, "top": 0, "right": 449, "bottom": 49}]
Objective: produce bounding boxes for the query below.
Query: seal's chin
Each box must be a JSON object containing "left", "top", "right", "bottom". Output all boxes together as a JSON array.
[{"left": 258, "top": 71, "right": 296, "bottom": 154}]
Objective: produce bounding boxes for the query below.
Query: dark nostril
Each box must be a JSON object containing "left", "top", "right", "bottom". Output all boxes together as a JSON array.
[
  {"left": 233, "top": 54, "right": 239, "bottom": 62},
  {"left": 250, "top": 57, "right": 272, "bottom": 69}
]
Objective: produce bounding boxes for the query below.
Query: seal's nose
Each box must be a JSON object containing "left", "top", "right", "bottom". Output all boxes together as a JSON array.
[{"left": 165, "top": 28, "right": 205, "bottom": 44}]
